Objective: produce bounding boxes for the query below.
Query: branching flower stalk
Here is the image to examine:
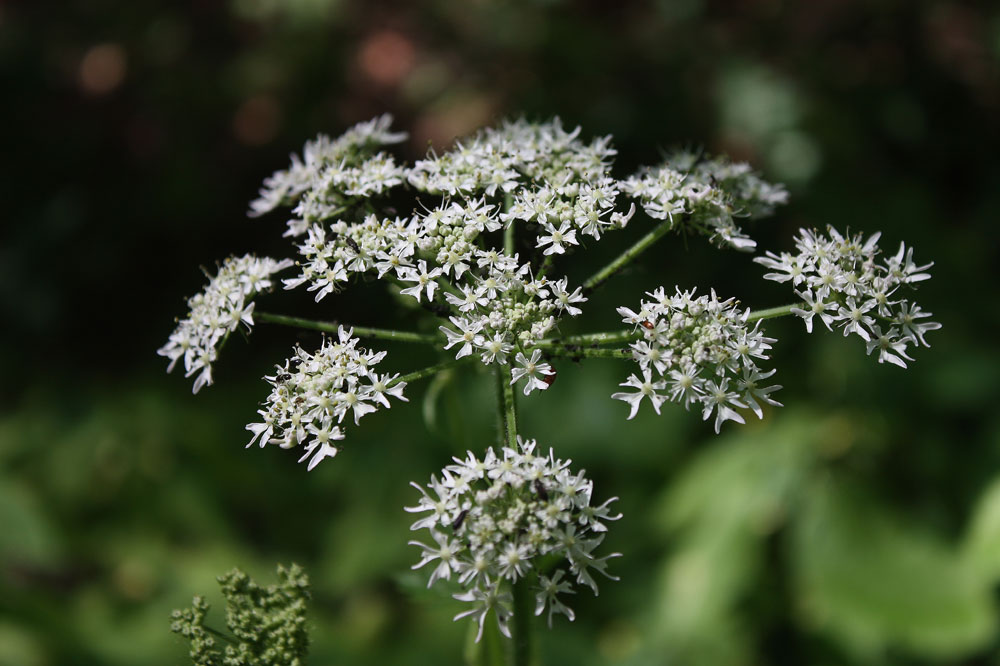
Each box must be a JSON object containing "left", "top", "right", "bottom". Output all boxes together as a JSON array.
[{"left": 160, "top": 115, "right": 940, "bottom": 660}]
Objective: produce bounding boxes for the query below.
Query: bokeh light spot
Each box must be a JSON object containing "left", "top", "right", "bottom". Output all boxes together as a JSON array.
[
  {"left": 78, "top": 43, "right": 127, "bottom": 96},
  {"left": 357, "top": 29, "right": 416, "bottom": 88},
  {"left": 233, "top": 95, "right": 282, "bottom": 146}
]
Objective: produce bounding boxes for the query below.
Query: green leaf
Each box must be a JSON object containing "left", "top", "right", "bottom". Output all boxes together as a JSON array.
[
  {"left": 648, "top": 417, "right": 818, "bottom": 662},
  {"left": 793, "top": 477, "right": 995, "bottom": 659},
  {"left": 962, "top": 475, "right": 1000, "bottom": 584},
  {"left": 0, "top": 478, "right": 61, "bottom": 566}
]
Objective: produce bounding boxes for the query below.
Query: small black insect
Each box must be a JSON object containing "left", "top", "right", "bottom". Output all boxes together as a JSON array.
[
  {"left": 276, "top": 373, "right": 292, "bottom": 383},
  {"left": 451, "top": 509, "right": 469, "bottom": 531},
  {"left": 345, "top": 236, "right": 361, "bottom": 253},
  {"left": 533, "top": 479, "right": 549, "bottom": 501}
]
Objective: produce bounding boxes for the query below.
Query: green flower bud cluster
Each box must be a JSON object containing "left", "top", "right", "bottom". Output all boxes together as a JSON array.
[{"left": 170, "top": 564, "right": 310, "bottom": 666}]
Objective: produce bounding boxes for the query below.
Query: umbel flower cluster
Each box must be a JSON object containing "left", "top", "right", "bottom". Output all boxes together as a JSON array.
[
  {"left": 161, "top": 114, "right": 940, "bottom": 651},
  {"left": 406, "top": 437, "right": 621, "bottom": 640},
  {"left": 158, "top": 254, "right": 292, "bottom": 393},
  {"left": 615, "top": 287, "right": 780, "bottom": 432},
  {"left": 755, "top": 226, "right": 940, "bottom": 368},
  {"left": 246, "top": 326, "right": 408, "bottom": 471},
  {"left": 170, "top": 564, "right": 310, "bottom": 666},
  {"left": 622, "top": 150, "right": 787, "bottom": 250},
  {"left": 160, "top": 115, "right": 806, "bottom": 460}
]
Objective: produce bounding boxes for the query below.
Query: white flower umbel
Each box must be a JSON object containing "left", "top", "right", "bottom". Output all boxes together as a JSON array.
[
  {"left": 621, "top": 150, "right": 789, "bottom": 251},
  {"left": 755, "top": 226, "right": 941, "bottom": 367},
  {"left": 165, "top": 116, "right": 940, "bottom": 475},
  {"left": 159, "top": 255, "right": 293, "bottom": 393},
  {"left": 614, "top": 287, "right": 782, "bottom": 431},
  {"left": 406, "top": 437, "right": 621, "bottom": 641},
  {"left": 247, "top": 117, "right": 792, "bottom": 403},
  {"left": 246, "top": 326, "right": 408, "bottom": 470},
  {"left": 249, "top": 114, "right": 407, "bottom": 223}
]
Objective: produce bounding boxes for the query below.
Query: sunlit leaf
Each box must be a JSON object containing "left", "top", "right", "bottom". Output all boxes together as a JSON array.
[{"left": 793, "top": 477, "right": 995, "bottom": 659}]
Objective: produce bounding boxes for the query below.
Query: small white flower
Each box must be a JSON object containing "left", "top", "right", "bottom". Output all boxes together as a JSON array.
[
  {"left": 611, "top": 369, "right": 667, "bottom": 419},
  {"left": 399, "top": 260, "right": 443, "bottom": 303},
  {"left": 511, "top": 350, "right": 554, "bottom": 395}
]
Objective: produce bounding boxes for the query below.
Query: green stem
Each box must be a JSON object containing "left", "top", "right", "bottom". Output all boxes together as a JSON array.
[
  {"left": 538, "top": 330, "right": 636, "bottom": 346},
  {"left": 582, "top": 219, "right": 673, "bottom": 293},
  {"left": 435, "top": 277, "right": 464, "bottom": 299},
  {"left": 545, "top": 347, "right": 632, "bottom": 360},
  {"left": 745, "top": 303, "right": 798, "bottom": 323},
  {"left": 497, "top": 364, "right": 518, "bottom": 449},
  {"left": 504, "top": 193, "right": 515, "bottom": 255},
  {"left": 202, "top": 624, "right": 238, "bottom": 646},
  {"left": 256, "top": 312, "right": 442, "bottom": 345},
  {"left": 393, "top": 357, "right": 474, "bottom": 386},
  {"left": 510, "top": 576, "right": 533, "bottom": 666},
  {"left": 535, "top": 254, "right": 555, "bottom": 280}
]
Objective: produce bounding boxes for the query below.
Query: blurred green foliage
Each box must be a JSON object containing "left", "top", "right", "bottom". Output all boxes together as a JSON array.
[{"left": 2, "top": 0, "right": 1000, "bottom": 664}]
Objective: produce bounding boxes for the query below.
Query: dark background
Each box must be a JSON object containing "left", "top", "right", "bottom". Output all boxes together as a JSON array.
[{"left": 2, "top": 1, "right": 999, "bottom": 664}]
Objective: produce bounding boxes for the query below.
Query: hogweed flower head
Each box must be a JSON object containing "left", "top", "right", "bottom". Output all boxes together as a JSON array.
[
  {"left": 246, "top": 326, "right": 407, "bottom": 470},
  {"left": 755, "top": 226, "right": 941, "bottom": 367},
  {"left": 614, "top": 287, "right": 781, "bottom": 431},
  {"left": 621, "top": 150, "right": 788, "bottom": 251},
  {"left": 161, "top": 115, "right": 938, "bottom": 473},
  {"left": 406, "top": 437, "right": 621, "bottom": 640},
  {"left": 158, "top": 254, "right": 292, "bottom": 393}
]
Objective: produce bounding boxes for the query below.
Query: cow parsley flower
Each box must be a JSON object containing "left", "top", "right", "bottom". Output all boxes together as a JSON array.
[
  {"left": 614, "top": 287, "right": 781, "bottom": 431},
  {"left": 406, "top": 437, "right": 621, "bottom": 640},
  {"left": 158, "top": 255, "right": 293, "bottom": 393},
  {"left": 755, "top": 226, "right": 941, "bottom": 366}
]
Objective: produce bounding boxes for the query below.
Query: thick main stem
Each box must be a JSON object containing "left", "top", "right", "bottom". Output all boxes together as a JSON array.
[
  {"left": 497, "top": 364, "right": 519, "bottom": 449},
  {"left": 256, "top": 311, "right": 442, "bottom": 344},
  {"left": 504, "top": 193, "right": 515, "bottom": 255},
  {"left": 510, "top": 576, "right": 533, "bottom": 666},
  {"left": 582, "top": 219, "right": 673, "bottom": 293}
]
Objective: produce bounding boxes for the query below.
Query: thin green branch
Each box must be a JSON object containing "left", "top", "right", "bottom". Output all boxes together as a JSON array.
[
  {"left": 202, "top": 624, "right": 238, "bottom": 646},
  {"left": 393, "top": 357, "right": 474, "bottom": 386},
  {"left": 582, "top": 218, "right": 674, "bottom": 293},
  {"left": 256, "top": 311, "right": 442, "bottom": 345},
  {"left": 538, "top": 330, "right": 637, "bottom": 347},
  {"left": 504, "top": 193, "right": 515, "bottom": 255},
  {"left": 745, "top": 303, "right": 798, "bottom": 323},
  {"left": 545, "top": 347, "right": 633, "bottom": 360},
  {"left": 535, "top": 254, "right": 555, "bottom": 280}
]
